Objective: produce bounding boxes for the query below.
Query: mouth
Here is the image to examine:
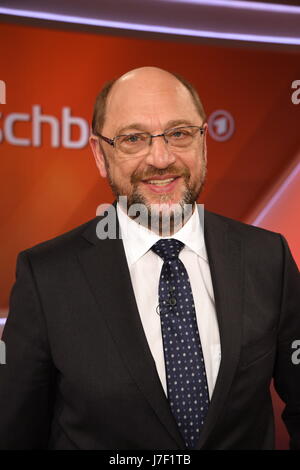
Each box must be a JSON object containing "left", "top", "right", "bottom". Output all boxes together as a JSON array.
[{"left": 141, "top": 175, "right": 181, "bottom": 193}]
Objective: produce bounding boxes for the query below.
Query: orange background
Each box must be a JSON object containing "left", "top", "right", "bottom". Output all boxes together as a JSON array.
[{"left": 0, "top": 22, "right": 299, "bottom": 449}]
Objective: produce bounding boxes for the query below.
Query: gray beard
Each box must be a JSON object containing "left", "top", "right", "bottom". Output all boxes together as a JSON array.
[{"left": 104, "top": 153, "right": 206, "bottom": 235}]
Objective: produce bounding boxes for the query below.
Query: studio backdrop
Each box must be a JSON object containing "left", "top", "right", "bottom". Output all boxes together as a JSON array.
[{"left": 0, "top": 21, "right": 299, "bottom": 449}]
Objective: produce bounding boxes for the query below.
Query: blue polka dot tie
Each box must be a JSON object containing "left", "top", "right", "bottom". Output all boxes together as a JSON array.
[{"left": 152, "top": 238, "right": 210, "bottom": 449}]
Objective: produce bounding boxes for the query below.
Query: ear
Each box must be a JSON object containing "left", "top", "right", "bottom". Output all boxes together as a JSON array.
[
  {"left": 202, "top": 122, "right": 208, "bottom": 165},
  {"left": 89, "top": 134, "right": 108, "bottom": 178}
]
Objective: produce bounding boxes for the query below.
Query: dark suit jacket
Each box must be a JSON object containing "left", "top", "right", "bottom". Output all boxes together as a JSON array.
[{"left": 0, "top": 209, "right": 299, "bottom": 450}]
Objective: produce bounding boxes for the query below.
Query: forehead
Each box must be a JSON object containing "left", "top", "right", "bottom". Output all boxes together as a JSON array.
[{"left": 104, "top": 74, "right": 200, "bottom": 133}]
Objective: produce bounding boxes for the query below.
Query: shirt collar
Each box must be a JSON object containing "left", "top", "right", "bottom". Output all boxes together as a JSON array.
[{"left": 117, "top": 202, "right": 207, "bottom": 267}]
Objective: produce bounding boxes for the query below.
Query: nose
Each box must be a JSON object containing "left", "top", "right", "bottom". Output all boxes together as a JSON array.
[{"left": 144, "top": 135, "right": 176, "bottom": 168}]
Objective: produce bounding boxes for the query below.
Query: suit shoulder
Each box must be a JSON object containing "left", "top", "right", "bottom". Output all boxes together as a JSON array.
[
  {"left": 204, "top": 209, "right": 282, "bottom": 243},
  {"left": 20, "top": 216, "right": 100, "bottom": 261}
]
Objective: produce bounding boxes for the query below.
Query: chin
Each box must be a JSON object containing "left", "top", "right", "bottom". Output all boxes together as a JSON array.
[{"left": 145, "top": 189, "right": 185, "bottom": 206}]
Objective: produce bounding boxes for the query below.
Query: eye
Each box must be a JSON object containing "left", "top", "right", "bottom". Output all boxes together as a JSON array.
[
  {"left": 169, "top": 128, "right": 190, "bottom": 139},
  {"left": 121, "top": 134, "right": 139, "bottom": 144},
  {"left": 173, "top": 131, "right": 183, "bottom": 138}
]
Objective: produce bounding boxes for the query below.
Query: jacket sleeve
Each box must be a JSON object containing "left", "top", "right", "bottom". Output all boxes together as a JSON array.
[
  {"left": 0, "top": 251, "right": 56, "bottom": 449},
  {"left": 273, "top": 235, "right": 300, "bottom": 450}
]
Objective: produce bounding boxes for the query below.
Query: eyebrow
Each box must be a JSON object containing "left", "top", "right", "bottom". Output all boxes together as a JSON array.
[{"left": 116, "top": 119, "right": 197, "bottom": 135}]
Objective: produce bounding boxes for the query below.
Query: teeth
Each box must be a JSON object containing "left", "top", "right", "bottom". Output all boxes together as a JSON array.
[{"left": 147, "top": 178, "right": 175, "bottom": 185}]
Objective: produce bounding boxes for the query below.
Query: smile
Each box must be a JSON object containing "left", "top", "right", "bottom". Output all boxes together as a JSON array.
[
  {"left": 146, "top": 178, "right": 176, "bottom": 185},
  {"left": 141, "top": 176, "right": 181, "bottom": 193}
]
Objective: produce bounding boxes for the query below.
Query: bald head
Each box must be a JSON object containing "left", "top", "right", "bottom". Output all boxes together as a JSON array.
[
  {"left": 91, "top": 67, "right": 206, "bottom": 135},
  {"left": 115, "top": 66, "right": 184, "bottom": 91},
  {"left": 118, "top": 66, "right": 173, "bottom": 83}
]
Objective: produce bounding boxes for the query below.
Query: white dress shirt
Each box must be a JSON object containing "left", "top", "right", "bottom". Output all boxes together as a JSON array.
[{"left": 117, "top": 203, "right": 221, "bottom": 399}]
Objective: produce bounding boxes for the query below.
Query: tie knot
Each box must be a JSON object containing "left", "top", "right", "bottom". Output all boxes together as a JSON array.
[{"left": 151, "top": 238, "right": 184, "bottom": 261}]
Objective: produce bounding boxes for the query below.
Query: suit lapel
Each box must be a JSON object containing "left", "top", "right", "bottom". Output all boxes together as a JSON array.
[
  {"left": 195, "top": 210, "right": 244, "bottom": 449},
  {"left": 77, "top": 210, "right": 186, "bottom": 449}
]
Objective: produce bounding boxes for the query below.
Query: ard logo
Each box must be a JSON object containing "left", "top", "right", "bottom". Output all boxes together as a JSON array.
[
  {"left": 0, "top": 80, "right": 6, "bottom": 104},
  {"left": 0, "top": 340, "right": 6, "bottom": 365}
]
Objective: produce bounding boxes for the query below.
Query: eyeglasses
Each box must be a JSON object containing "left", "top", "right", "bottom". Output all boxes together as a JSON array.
[{"left": 95, "top": 125, "right": 205, "bottom": 156}]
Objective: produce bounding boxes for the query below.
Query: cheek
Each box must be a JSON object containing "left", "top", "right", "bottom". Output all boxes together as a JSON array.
[
  {"left": 109, "top": 159, "right": 139, "bottom": 186},
  {"left": 178, "top": 150, "right": 201, "bottom": 175}
]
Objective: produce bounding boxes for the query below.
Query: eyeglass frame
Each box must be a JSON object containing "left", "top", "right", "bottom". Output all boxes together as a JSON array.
[{"left": 94, "top": 125, "right": 206, "bottom": 152}]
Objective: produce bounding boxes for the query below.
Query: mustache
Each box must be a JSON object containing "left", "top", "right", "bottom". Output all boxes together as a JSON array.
[{"left": 131, "top": 166, "right": 190, "bottom": 184}]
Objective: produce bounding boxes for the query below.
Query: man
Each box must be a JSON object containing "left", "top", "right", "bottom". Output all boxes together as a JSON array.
[{"left": 0, "top": 67, "right": 299, "bottom": 450}]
